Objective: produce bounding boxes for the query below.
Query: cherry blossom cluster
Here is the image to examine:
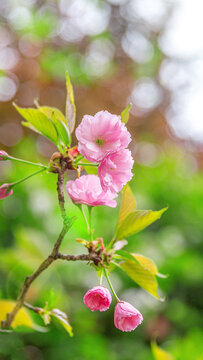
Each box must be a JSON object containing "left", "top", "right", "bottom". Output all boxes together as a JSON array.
[
  {"left": 0, "top": 110, "right": 144, "bottom": 333},
  {"left": 67, "top": 110, "right": 134, "bottom": 208},
  {"left": 83, "top": 286, "right": 143, "bottom": 332}
]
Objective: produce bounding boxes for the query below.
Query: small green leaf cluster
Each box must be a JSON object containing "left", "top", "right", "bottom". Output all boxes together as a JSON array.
[{"left": 14, "top": 72, "right": 75, "bottom": 154}]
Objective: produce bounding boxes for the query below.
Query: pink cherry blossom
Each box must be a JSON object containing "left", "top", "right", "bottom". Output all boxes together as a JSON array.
[
  {"left": 0, "top": 151, "right": 8, "bottom": 160},
  {"left": 98, "top": 149, "right": 134, "bottom": 193},
  {"left": 66, "top": 175, "right": 117, "bottom": 208},
  {"left": 114, "top": 301, "right": 143, "bottom": 332},
  {"left": 0, "top": 184, "right": 13, "bottom": 200},
  {"left": 76, "top": 111, "right": 131, "bottom": 162},
  {"left": 83, "top": 286, "right": 112, "bottom": 312}
]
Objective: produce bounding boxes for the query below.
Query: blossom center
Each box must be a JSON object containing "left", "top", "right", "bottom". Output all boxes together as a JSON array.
[{"left": 96, "top": 138, "right": 104, "bottom": 146}]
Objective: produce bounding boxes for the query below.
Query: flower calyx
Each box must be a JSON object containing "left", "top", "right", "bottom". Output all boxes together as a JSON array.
[
  {"left": 76, "top": 237, "right": 112, "bottom": 266},
  {"left": 48, "top": 147, "right": 81, "bottom": 174}
]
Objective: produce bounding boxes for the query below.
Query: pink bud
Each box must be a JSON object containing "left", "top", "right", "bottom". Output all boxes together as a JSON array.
[
  {"left": 83, "top": 286, "right": 112, "bottom": 312},
  {"left": 114, "top": 301, "right": 143, "bottom": 332},
  {"left": 0, "top": 151, "right": 9, "bottom": 161},
  {"left": 69, "top": 146, "right": 79, "bottom": 158},
  {"left": 0, "top": 184, "right": 13, "bottom": 200}
]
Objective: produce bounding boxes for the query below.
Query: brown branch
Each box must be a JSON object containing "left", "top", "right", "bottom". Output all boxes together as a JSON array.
[
  {"left": 57, "top": 163, "right": 66, "bottom": 220},
  {"left": 56, "top": 252, "right": 101, "bottom": 263},
  {"left": 24, "top": 302, "right": 43, "bottom": 314},
  {"left": 1, "top": 169, "right": 69, "bottom": 329},
  {"left": 1, "top": 226, "right": 66, "bottom": 328},
  {"left": 1, "top": 245, "right": 102, "bottom": 328}
]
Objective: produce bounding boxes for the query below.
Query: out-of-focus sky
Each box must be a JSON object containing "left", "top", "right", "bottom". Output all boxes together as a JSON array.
[
  {"left": 159, "top": 0, "right": 203, "bottom": 143},
  {"left": 0, "top": 0, "right": 203, "bottom": 146}
]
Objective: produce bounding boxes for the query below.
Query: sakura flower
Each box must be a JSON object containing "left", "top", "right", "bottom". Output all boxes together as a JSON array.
[
  {"left": 114, "top": 301, "right": 143, "bottom": 332},
  {"left": 66, "top": 175, "right": 117, "bottom": 208},
  {"left": 0, "top": 151, "right": 8, "bottom": 160},
  {"left": 83, "top": 286, "right": 112, "bottom": 312},
  {"left": 98, "top": 149, "right": 134, "bottom": 193},
  {"left": 76, "top": 111, "right": 131, "bottom": 162},
  {"left": 0, "top": 184, "right": 13, "bottom": 200}
]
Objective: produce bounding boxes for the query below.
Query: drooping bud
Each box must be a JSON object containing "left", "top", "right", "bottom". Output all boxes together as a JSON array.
[
  {"left": 0, "top": 151, "right": 9, "bottom": 161},
  {"left": 68, "top": 146, "right": 79, "bottom": 158},
  {"left": 114, "top": 301, "right": 143, "bottom": 332},
  {"left": 0, "top": 184, "right": 13, "bottom": 200},
  {"left": 83, "top": 286, "right": 112, "bottom": 312}
]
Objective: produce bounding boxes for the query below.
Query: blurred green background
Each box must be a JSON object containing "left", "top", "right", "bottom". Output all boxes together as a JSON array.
[{"left": 0, "top": 0, "right": 203, "bottom": 359}]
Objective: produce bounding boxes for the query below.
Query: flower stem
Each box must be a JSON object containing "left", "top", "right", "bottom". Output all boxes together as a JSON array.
[
  {"left": 104, "top": 268, "right": 120, "bottom": 302},
  {"left": 77, "top": 163, "right": 99, "bottom": 167},
  {"left": 73, "top": 155, "right": 84, "bottom": 164},
  {"left": 99, "top": 269, "right": 104, "bottom": 286},
  {"left": 81, "top": 205, "right": 90, "bottom": 234},
  {"left": 106, "top": 236, "right": 117, "bottom": 250},
  {"left": 88, "top": 206, "right": 93, "bottom": 241},
  {"left": 8, "top": 156, "right": 47, "bottom": 169},
  {"left": 11, "top": 168, "right": 46, "bottom": 188}
]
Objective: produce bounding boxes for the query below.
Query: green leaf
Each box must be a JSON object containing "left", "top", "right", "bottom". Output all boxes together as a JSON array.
[
  {"left": 114, "top": 251, "right": 163, "bottom": 277},
  {"left": 51, "top": 309, "right": 73, "bottom": 337},
  {"left": 0, "top": 300, "right": 40, "bottom": 331},
  {"left": 65, "top": 72, "right": 76, "bottom": 134},
  {"left": 151, "top": 342, "right": 175, "bottom": 360},
  {"left": 117, "top": 184, "right": 136, "bottom": 230},
  {"left": 21, "top": 121, "right": 41, "bottom": 134},
  {"left": 133, "top": 254, "right": 158, "bottom": 275},
  {"left": 51, "top": 110, "right": 71, "bottom": 149},
  {"left": 14, "top": 103, "right": 58, "bottom": 145},
  {"left": 33, "top": 104, "right": 71, "bottom": 148},
  {"left": 120, "top": 260, "right": 162, "bottom": 300},
  {"left": 37, "top": 106, "right": 67, "bottom": 124},
  {"left": 121, "top": 103, "right": 132, "bottom": 124},
  {"left": 116, "top": 207, "right": 168, "bottom": 239},
  {"left": 114, "top": 250, "right": 139, "bottom": 264}
]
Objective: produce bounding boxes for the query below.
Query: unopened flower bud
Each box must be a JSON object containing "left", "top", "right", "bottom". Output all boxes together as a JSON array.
[
  {"left": 114, "top": 301, "right": 143, "bottom": 332},
  {"left": 83, "top": 286, "right": 112, "bottom": 312},
  {"left": 0, "top": 184, "right": 13, "bottom": 200},
  {"left": 0, "top": 151, "right": 9, "bottom": 161}
]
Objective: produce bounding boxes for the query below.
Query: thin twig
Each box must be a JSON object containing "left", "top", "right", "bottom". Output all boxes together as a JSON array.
[
  {"left": 1, "top": 164, "right": 102, "bottom": 329},
  {"left": 1, "top": 169, "right": 68, "bottom": 328},
  {"left": 56, "top": 165, "right": 66, "bottom": 220},
  {"left": 24, "top": 302, "right": 43, "bottom": 314},
  {"left": 56, "top": 252, "right": 101, "bottom": 263}
]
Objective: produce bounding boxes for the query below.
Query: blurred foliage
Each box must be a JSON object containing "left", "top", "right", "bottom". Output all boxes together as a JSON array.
[
  {"left": 0, "top": 137, "right": 203, "bottom": 359},
  {"left": 0, "top": 0, "right": 203, "bottom": 359}
]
